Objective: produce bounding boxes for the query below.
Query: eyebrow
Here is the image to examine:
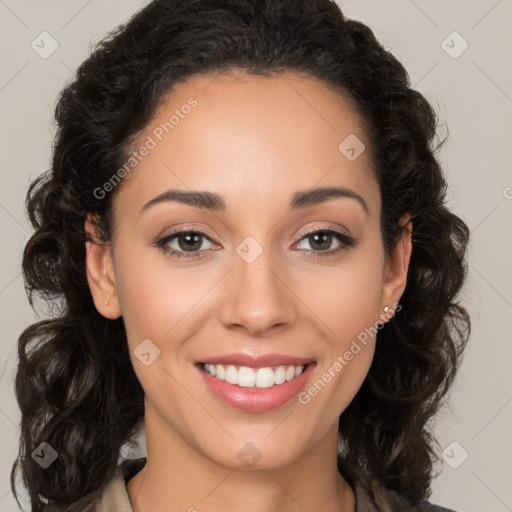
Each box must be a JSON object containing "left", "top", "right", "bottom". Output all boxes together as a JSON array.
[{"left": 140, "top": 186, "right": 369, "bottom": 215}]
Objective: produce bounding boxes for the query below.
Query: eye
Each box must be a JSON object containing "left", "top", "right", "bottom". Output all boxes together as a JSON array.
[
  {"left": 155, "top": 229, "right": 217, "bottom": 260},
  {"left": 155, "top": 227, "right": 357, "bottom": 261},
  {"left": 293, "top": 228, "right": 356, "bottom": 259}
]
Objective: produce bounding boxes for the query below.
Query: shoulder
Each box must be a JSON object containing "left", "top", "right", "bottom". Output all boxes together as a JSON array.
[
  {"left": 94, "top": 457, "right": 146, "bottom": 512},
  {"left": 57, "top": 457, "right": 146, "bottom": 512},
  {"left": 353, "top": 478, "right": 461, "bottom": 512}
]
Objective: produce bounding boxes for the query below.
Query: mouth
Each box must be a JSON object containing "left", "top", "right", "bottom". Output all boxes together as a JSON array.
[
  {"left": 199, "top": 362, "right": 309, "bottom": 388},
  {"left": 195, "top": 355, "right": 316, "bottom": 412}
]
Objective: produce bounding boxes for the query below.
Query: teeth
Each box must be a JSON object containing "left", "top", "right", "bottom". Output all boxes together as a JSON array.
[
  {"left": 225, "top": 365, "right": 238, "bottom": 385},
  {"left": 255, "top": 367, "right": 274, "bottom": 388},
  {"left": 203, "top": 363, "right": 306, "bottom": 388},
  {"left": 274, "top": 366, "right": 286, "bottom": 385},
  {"left": 238, "top": 366, "right": 255, "bottom": 387}
]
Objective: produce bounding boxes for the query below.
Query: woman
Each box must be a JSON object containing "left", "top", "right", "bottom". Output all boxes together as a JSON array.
[{"left": 11, "top": 0, "right": 471, "bottom": 511}]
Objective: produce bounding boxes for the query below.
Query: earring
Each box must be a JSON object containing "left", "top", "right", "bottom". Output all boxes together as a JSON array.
[{"left": 383, "top": 306, "right": 389, "bottom": 313}]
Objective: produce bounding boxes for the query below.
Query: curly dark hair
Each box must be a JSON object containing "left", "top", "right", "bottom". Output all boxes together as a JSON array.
[{"left": 10, "top": 0, "right": 471, "bottom": 510}]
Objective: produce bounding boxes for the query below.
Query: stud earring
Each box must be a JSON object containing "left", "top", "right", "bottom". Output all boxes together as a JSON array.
[{"left": 383, "top": 306, "right": 389, "bottom": 313}]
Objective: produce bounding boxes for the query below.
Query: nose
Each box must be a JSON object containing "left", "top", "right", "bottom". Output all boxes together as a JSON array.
[{"left": 218, "top": 246, "right": 297, "bottom": 337}]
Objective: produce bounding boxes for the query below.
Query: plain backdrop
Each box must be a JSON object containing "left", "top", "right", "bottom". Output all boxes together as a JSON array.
[{"left": 1, "top": 1, "right": 511, "bottom": 511}]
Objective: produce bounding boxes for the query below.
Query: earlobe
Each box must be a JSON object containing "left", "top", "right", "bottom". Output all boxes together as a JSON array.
[
  {"left": 379, "top": 213, "right": 413, "bottom": 321},
  {"left": 84, "top": 215, "right": 122, "bottom": 319}
]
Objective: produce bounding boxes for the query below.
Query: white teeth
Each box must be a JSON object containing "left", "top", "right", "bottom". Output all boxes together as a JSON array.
[
  {"left": 255, "top": 368, "right": 274, "bottom": 388},
  {"left": 285, "top": 366, "right": 296, "bottom": 381},
  {"left": 202, "top": 363, "right": 307, "bottom": 388},
  {"left": 274, "top": 365, "right": 286, "bottom": 385},
  {"left": 237, "top": 366, "right": 255, "bottom": 387},
  {"left": 224, "top": 365, "right": 238, "bottom": 385},
  {"left": 204, "top": 363, "right": 216, "bottom": 377}
]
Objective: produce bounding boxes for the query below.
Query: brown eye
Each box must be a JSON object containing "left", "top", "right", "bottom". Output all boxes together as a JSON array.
[
  {"left": 294, "top": 229, "right": 356, "bottom": 259},
  {"left": 156, "top": 229, "right": 216, "bottom": 260}
]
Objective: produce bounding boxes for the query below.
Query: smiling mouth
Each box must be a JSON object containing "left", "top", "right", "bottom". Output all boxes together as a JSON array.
[{"left": 198, "top": 362, "right": 312, "bottom": 389}]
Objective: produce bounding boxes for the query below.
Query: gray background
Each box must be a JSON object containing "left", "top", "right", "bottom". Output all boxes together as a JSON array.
[{"left": 1, "top": 1, "right": 511, "bottom": 511}]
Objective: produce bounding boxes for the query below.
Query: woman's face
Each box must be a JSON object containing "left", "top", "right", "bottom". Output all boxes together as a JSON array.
[{"left": 86, "top": 70, "right": 411, "bottom": 471}]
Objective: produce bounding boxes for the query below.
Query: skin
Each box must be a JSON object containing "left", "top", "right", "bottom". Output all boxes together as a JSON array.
[{"left": 85, "top": 70, "right": 412, "bottom": 512}]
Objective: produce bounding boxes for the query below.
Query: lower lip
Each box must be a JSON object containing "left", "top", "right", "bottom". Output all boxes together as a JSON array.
[{"left": 197, "top": 363, "right": 316, "bottom": 412}]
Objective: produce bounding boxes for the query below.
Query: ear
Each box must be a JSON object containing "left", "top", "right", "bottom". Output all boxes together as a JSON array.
[
  {"left": 378, "top": 213, "right": 413, "bottom": 324},
  {"left": 84, "top": 214, "right": 122, "bottom": 319}
]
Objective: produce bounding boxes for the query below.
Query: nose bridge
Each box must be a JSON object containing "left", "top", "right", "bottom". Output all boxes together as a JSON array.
[{"left": 219, "top": 234, "right": 295, "bottom": 335}]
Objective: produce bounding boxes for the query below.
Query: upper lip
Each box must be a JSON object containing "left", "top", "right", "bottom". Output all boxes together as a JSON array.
[{"left": 198, "top": 353, "right": 315, "bottom": 368}]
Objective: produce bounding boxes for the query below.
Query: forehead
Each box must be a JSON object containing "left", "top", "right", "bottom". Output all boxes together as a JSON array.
[{"left": 114, "top": 70, "right": 379, "bottom": 220}]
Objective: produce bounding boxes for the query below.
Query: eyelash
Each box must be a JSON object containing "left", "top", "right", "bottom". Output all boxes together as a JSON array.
[{"left": 155, "top": 227, "right": 357, "bottom": 261}]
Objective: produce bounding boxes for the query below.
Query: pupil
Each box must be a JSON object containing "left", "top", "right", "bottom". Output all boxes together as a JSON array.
[
  {"left": 179, "top": 233, "right": 201, "bottom": 251},
  {"left": 311, "top": 232, "right": 331, "bottom": 250}
]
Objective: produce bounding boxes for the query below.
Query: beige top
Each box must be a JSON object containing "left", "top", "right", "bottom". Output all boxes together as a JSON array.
[{"left": 86, "top": 457, "right": 457, "bottom": 512}]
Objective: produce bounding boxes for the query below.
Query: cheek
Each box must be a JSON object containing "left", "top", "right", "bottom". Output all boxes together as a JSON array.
[
  {"left": 293, "top": 249, "right": 383, "bottom": 409},
  {"left": 295, "top": 249, "right": 384, "bottom": 343},
  {"left": 114, "top": 245, "right": 209, "bottom": 344},
  {"left": 114, "top": 254, "right": 210, "bottom": 412}
]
